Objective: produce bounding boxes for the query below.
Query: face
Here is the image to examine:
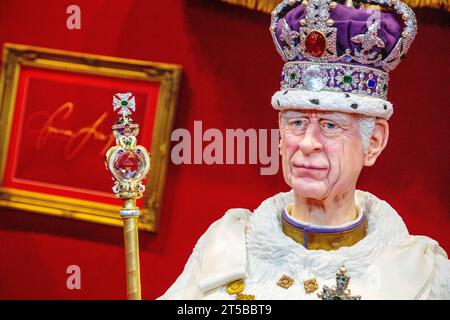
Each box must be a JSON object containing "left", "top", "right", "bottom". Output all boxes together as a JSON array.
[{"left": 279, "top": 110, "right": 365, "bottom": 200}]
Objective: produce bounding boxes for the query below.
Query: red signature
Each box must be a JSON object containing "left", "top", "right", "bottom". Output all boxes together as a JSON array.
[{"left": 26, "top": 102, "right": 114, "bottom": 160}]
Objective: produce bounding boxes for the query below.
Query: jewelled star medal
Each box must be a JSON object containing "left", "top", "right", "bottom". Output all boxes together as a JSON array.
[
  {"left": 318, "top": 266, "right": 361, "bottom": 300},
  {"left": 105, "top": 92, "right": 151, "bottom": 300}
]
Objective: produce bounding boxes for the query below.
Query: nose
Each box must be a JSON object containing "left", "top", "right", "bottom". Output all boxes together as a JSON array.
[{"left": 298, "top": 122, "right": 323, "bottom": 154}]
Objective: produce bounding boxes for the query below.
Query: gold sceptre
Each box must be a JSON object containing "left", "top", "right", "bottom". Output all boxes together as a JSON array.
[{"left": 105, "top": 93, "right": 151, "bottom": 300}]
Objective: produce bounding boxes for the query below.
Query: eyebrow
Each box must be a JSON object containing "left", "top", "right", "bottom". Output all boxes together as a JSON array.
[
  {"left": 319, "top": 113, "right": 352, "bottom": 124},
  {"left": 281, "top": 111, "right": 352, "bottom": 124},
  {"left": 281, "top": 111, "right": 308, "bottom": 119}
]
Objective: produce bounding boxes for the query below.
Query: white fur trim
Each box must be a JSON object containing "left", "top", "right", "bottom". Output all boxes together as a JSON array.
[{"left": 272, "top": 90, "right": 393, "bottom": 120}]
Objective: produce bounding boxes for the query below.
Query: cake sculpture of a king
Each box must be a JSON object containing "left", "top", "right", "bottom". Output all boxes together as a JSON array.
[{"left": 159, "top": 0, "right": 449, "bottom": 300}]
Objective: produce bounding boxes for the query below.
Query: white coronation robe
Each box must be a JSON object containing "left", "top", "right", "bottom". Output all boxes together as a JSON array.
[{"left": 158, "top": 190, "right": 450, "bottom": 300}]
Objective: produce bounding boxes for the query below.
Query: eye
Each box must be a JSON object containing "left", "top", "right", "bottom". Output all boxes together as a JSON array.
[
  {"left": 288, "top": 119, "right": 309, "bottom": 131},
  {"left": 287, "top": 118, "right": 306, "bottom": 129},
  {"left": 293, "top": 120, "right": 303, "bottom": 127},
  {"left": 321, "top": 121, "right": 338, "bottom": 130},
  {"left": 283, "top": 116, "right": 308, "bottom": 133}
]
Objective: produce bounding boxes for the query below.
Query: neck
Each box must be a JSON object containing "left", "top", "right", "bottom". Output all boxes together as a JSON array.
[{"left": 292, "top": 189, "right": 358, "bottom": 226}]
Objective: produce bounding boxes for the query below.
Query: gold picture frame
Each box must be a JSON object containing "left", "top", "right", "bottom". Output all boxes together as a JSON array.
[{"left": 0, "top": 43, "right": 182, "bottom": 232}]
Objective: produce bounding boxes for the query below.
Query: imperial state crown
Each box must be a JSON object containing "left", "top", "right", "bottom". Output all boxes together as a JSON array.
[{"left": 270, "top": 0, "right": 417, "bottom": 119}]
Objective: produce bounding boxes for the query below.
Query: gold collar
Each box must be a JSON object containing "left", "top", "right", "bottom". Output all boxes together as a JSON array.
[{"left": 281, "top": 205, "right": 368, "bottom": 251}]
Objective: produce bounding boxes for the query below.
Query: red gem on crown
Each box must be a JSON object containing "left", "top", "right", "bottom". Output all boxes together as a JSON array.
[{"left": 305, "top": 31, "right": 326, "bottom": 58}]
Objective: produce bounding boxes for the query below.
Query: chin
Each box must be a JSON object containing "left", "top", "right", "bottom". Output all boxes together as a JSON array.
[{"left": 290, "top": 178, "right": 328, "bottom": 199}]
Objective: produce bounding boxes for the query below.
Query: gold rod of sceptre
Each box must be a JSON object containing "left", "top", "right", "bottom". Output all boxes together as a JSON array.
[
  {"left": 123, "top": 199, "right": 141, "bottom": 300},
  {"left": 105, "top": 93, "right": 151, "bottom": 300}
]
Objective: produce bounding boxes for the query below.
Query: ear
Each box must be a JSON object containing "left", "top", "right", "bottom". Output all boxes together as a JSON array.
[
  {"left": 278, "top": 112, "right": 283, "bottom": 156},
  {"left": 364, "top": 118, "right": 389, "bottom": 167}
]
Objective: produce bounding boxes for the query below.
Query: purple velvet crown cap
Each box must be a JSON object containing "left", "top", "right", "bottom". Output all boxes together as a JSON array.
[{"left": 275, "top": 4, "right": 403, "bottom": 71}]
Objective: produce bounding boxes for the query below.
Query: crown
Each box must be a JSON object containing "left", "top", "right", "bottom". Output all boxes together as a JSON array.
[{"left": 270, "top": 0, "right": 418, "bottom": 119}]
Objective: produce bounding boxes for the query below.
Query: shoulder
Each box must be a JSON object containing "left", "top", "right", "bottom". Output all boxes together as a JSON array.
[
  {"left": 201, "top": 189, "right": 294, "bottom": 244},
  {"left": 185, "top": 207, "right": 253, "bottom": 264},
  {"left": 196, "top": 208, "right": 252, "bottom": 252},
  {"left": 209, "top": 208, "right": 252, "bottom": 229},
  {"left": 196, "top": 208, "right": 252, "bottom": 290},
  {"left": 399, "top": 235, "right": 449, "bottom": 300},
  {"left": 410, "top": 236, "right": 450, "bottom": 299},
  {"left": 358, "top": 234, "right": 449, "bottom": 299},
  {"left": 157, "top": 208, "right": 252, "bottom": 299}
]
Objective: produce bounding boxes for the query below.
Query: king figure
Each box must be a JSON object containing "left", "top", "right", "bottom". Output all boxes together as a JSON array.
[{"left": 158, "top": 0, "right": 449, "bottom": 300}]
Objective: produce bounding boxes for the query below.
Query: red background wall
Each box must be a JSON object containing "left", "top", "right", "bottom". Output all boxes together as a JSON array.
[{"left": 0, "top": 0, "right": 448, "bottom": 299}]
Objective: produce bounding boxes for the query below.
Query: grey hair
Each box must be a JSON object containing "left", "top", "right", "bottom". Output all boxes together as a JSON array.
[{"left": 357, "top": 116, "right": 376, "bottom": 154}]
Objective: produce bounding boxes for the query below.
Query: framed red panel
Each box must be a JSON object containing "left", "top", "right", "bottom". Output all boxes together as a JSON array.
[{"left": 0, "top": 43, "right": 181, "bottom": 231}]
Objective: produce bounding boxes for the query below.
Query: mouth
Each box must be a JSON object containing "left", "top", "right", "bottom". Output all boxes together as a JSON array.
[{"left": 293, "top": 163, "right": 328, "bottom": 170}]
